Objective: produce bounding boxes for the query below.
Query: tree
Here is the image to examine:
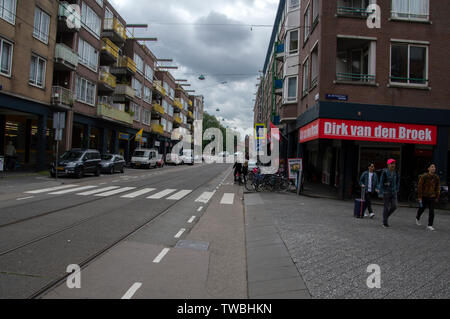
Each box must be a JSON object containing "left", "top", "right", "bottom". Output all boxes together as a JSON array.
[{"left": 202, "top": 112, "right": 226, "bottom": 151}]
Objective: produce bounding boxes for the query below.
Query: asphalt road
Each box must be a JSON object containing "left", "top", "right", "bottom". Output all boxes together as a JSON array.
[{"left": 0, "top": 163, "right": 233, "bottom": 299}]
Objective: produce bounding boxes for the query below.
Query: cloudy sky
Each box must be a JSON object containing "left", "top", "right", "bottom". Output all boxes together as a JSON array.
[{"left": 110, "top": 0, "right": 279, "bottom": 139}]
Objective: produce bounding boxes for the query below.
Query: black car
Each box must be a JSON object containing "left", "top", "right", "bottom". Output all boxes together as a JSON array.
[
  {"left": 100, "top": 154, "right": 125, "bottom": 174},
  {"left": 50, "top": 149, "right": 102, "bottom": 179}
]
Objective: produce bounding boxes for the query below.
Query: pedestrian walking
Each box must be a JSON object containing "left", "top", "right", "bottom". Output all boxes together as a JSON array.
[
  {"left": 233, "top": 161, "right": 243, "bottom": 185},
  {"left": 5, "top": 140, "right": 17, "bottom": 171},
  {"left": 377, "top": 159, "right": 400, "bottom": 228},
  {"left": 359, "top": 162, "right": 379, "bottom": 218},
  {"left": 242, "top": 161, "right": 249, "bottom": 185},
  {"left": 416, "top": 163, "right": 440, "bottom": 231}
]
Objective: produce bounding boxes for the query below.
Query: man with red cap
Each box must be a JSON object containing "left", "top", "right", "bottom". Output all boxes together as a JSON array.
[{"left": 377, "top": 159, "right": 400, "bottom": 228}]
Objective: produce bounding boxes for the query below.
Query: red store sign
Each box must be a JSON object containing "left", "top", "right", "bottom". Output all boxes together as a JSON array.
[{"left": 299, "top": 119, "right": 437, "bottom": 145}]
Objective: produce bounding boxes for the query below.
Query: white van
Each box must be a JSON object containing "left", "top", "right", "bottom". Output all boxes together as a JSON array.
[
  {"left": 181, "top": 149, "right": 194, "bottom": 165},
  {"left": 131, "top": 149, "right": 159, "bottom": 169}
]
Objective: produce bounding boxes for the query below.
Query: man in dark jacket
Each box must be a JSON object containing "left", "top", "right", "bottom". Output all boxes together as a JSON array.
[
  {"left": 377, "top": 159, "right": 400, "bottom": 228},
  {"left": 416, "top": 163, "right": 440, "bottom": 231},
  {"left": 233, "top": 161, "right": 243, "bottom": 185},
  {"left": 359, "top": 162, "right": 379, "bottom": 218}
]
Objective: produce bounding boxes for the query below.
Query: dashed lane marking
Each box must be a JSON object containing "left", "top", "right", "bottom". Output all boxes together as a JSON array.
[
  {"left": 153, "top": 248, "right": 170, "bottom": 263},
  {"left": 188, "top": 216, "right": 196, "bottom": 223},
  {"left": 121, "top": 282, "right": 142, "bottom": 299}
]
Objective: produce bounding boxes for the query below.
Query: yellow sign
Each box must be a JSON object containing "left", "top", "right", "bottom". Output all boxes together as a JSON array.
[{"left": 255, "top": 123, "right": 266, "bottom": 140}]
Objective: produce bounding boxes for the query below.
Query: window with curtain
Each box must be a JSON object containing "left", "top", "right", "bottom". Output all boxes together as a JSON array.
[
  {"left": 289, "top": 30, "right": 299, "bottom": 54},
  {"left": 304, "top": 6, "right": 311, "bottom": 42},
  {"left": 29, "top": 55, "right": 46, "bottom": 88},
  {"left": 132, "top": 78, "right": 142, "bottom": 98},
  {"left": 145, "top": 64, "right": 153, "bottom": 82},
  {"left": 0, "top": 38, "right": 13, "bottom": 76},
  {"left": 289, "top": 0, "right": 300, "bottom": 10},
  {"left": 286, "top": 76, "right": 298, "bottom": 102},
  {"left": 302, "top": 58, "right": 309, "bottom": 95},
  {"left": 78, "top": 38, "right": 99, "bottom": 71},
  {"left": 392, "top": 0, "right": 429, "bottom": 20},
  {"left": 81, "top": 2, "right": 101, "bottom": 37},
  {"left": 0, "top": 0, "right": 16, "bottom": 24},
  {"left": 33, "top": 7, "right": 50, "bottom": 44},
  {"left": 311, "top": 47, "right": 319, "bottom": 86},
  {"left": 76, "top": 76, "right": 96, "bottom": 105}
]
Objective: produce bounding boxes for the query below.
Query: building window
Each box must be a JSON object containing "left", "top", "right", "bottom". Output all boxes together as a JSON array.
[
  {"left": 162, "top": 99, "right": 168, "bottom": 113},
  {"left": 0, "top": 0, "right": 16, "bottom": 24},
  {"left": 81, "top": 2, "right": 101, "bottom": 37},
  {"left": 75, "top": 76, "right": 96, "bottom": 106},
  {"left": 145, "top": 64, "right": 153, "bottom": 82},
  {"left": 161, "top": 118, "right": 167, "bottom": 131},
  {"left": 336, "top": 37, "right": 376, "bottom": 83},
  {"left": 142, "top": 109, "right": 151, "bottom": 125},
  {"left": 311, "top": 46, "right": 319, "bottom": 87},
  {"left": 302, "top": 58, "right": 309, "bottom": 96},
  {"left": 134, "top": 53, "right": 144, "bottom": 74},
  {"left": 168, "top": 105, "right": 174, "bottom": 117},
  {"left": 169, "top": 88, "right": 175, "bottom": 100},
  {"left": 390, "top": 43, "right": 428, "bottom": 85},
  {"left": 130, "top": 103, "right": 140, "bottom": 122},
  {"left": 144, "top": 86, "right": 152, "bottom": 103},
  {"left": 132, "top": 77, "right": 142, "bottom": 98},
  {"left": 78, "top": 38, "right": 99, "bottom": 72},
  {"left": 167, "top": 121, "right": 173, "bottom": 132},
  {"left": 33, "top": 7, "right": 50, "bottom": 44},
  {"left": 337, "top": 0, "right": 370, "bottom": 17},
  {"left": 288, "top": 29, "right": 299, "bottom": 55},
  {"left": 29, "top": 55, "right": 46, "bottom": 88},
  {"left": 285, "top": 76, "right": 298, "bottom": 103},
  {"left": 312, "top": 0, "right": 319, "bottom": 26},
  {"left": 304, "top": 5, "right": 311, "bottom": 42},
  {"left": 392, "top": 0, "right": 429, "bottom": 21},
  {"left": 0, "top": 38, "right": 13, "bottom": 76},
  {"left": 289, "top": 0, "right": 300, "bottom": 10},
  {"left": 95, "top": 0, "right": 103, "bottom": 7}
]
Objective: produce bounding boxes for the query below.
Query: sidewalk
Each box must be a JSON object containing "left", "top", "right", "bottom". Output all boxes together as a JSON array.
[{"left": 243, "top": 191, "right": 450, "bottom": 299}]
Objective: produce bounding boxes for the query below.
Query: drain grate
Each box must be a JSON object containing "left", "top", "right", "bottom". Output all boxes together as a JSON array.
[{"left": 175, "top": 240, "right": 210, "bottom": 251}]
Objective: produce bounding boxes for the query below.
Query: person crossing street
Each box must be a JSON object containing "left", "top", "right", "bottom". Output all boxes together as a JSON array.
[
  {"left": 416, "top": 163, "right": 440, "bottom": 231},
  {"left": 359, "top": 162, "right": 379, "bottom": 219},
  {"left": 377, "top": 159, "right": 400, "bottom": 228}
]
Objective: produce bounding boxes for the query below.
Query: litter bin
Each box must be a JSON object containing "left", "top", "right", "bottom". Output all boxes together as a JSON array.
[{"left": 0, "top": 156, "right": 4, "bottom": 172}]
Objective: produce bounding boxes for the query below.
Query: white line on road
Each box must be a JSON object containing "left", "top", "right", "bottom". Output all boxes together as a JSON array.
[
  {"left": 121, "top": 282, "right": 142, "bottom": 299},
  {"left": 95, "top": 187, "right": 136, "bottom": 197},
  {"left": 220, "top": 193, "right": 235, "bottom": 205},
  {"left": 197, "top": 206, "right": 203, "bottom": 212},
  {"left": 77, "top": 186, "right": 120, "bottom": 196},
  {"left": 174, "top": 228, "right": 186, "bottom": 238},
  {"left": 25, "top": 185, "right": 78, "bottom": 194},
  {"left": 166, "top": 190, "right": 192, "bottom": 200},
  {"left": 153, "top": 248, "right": 170, "bottom": 263},
  {"left": 49, "top": 185, "right": 97, "bottom": 195},
  {"left": 188, "top": 216, "right": 196, "bottom": 223},
  {"left": 147, "top": 189, "right": 176, "bottom": 199},
  {"left": 195, "top": 191, "right": 216, "bottom": 203},
  {"left": 17, "top": 196, "right": 35, "bottom": 201},
  {"left": 121, "top": 188, "right": 156, "bottom": 198}
]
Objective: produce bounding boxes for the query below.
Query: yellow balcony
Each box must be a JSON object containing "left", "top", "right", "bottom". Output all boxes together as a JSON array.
[
  {"left": 153, "top": 81, "right": 166, "bottom": 97},
  {"left": 103, "top": 17, "right": 127, "bottom": 44},
  {"left": 174, "top": 116, "right": 182, "bottom": 125},
  {"left": 152, "top": 123, "right": 164, "bottom": 135},
  {"left": 188, "top": 111, "right": 194, "bottom": 118},
  {"left": 152, "top": 103, "right": 165, "bottom": 116},
  {"left": 101, "top": 38, "right": 119, "bottom": 62},
  {"left": 99, "top": 69, "right": 116, "bottom": 91},
  {"left": 117, "top": 56, "right": 137, "bottom": 74},
  {"left": 114, "top": 84, "right": 135, "bottom": 100},
  {"left": 97, "top": 103, "right": 133, "bottom": 125},
  {"left": 174, "top": 98, "right": 183, "bottom": 110},
  {"left": 189, "top": 100, "right": 193, "bottom": 107}
]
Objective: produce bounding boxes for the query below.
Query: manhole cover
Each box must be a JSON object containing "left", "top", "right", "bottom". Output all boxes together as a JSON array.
[{"left": 175, "top": 240, "right": 210, "bottom": 251}]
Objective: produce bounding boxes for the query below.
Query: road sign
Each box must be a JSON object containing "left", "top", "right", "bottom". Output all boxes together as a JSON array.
[
  {"left": 55, "top": 128, "right": 63, "bottom": 141},
  {"left": 53, "top": 112, "right": 66, "bottom": 129}
]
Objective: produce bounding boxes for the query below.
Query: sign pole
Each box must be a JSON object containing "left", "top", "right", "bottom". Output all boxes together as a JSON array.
[{"left": 55, "top": 139, "right": 59, "bottom": 182}]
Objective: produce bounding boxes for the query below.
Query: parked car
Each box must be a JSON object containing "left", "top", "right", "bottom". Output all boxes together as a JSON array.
[
  {"left": 50, "top": 149, "right": 102, "bottom": 179},
  {"left": 131, "top": 149, "right": 159, "bottom": 169},
  {"left": 100, "top": 154, "right": 125, "bottom": 174},
  {"left": 156, "top": 154, "right": 165, "bottom": 168},
  {"left": 181, "top": 149, "right": 194, "bottom": 165},
  {"left": 166, "top": 153, "right": 182, "bottom": 165}
]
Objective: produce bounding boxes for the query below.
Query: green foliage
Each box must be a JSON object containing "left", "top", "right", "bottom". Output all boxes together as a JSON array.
[{"left": 202, "top": 112, "right": 227, "bottom": 150}]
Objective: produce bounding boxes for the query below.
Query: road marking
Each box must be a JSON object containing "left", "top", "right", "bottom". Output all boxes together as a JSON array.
[
  {"left": 49, "top": 186, "right": 98, "bottom": 195},
  {"left": 197, "top": 206, "right": 203, "bottom": 212},
  {"left": 174, "top": 228, "right": 186, "bottom": 238},
  {"left": 25, "top": 185, "right": 78, "bottom": 194},
  {"left": 195, "top": 191, "right": 216, "bottom": 203},
  {"left": 99, "top": 183, "right": 107, "bottom": 185},
  {"left": 121, "top": 282, "right": 142, "bottom": 299},
  {"left": 121, "top": 188, "right": 156, "bottom": 198},
  {"left": 153, "top": 248, "right": 170, "bottom": 263},
  {"left": 147, "top": 189, "right": 177, "bottom": 199},
  {"left": 188, "top": 216, "right": 196, "bottom": 223},
  {"left": 220, "top": 193, "right": 235, "bottom": 205},
  {"left": 77, "top": 186, "right": 120, "bottom": 196},
  {"left": 166, "top": 190, "right": 192, "bottom": 200},
  {"left": 95, "top": 187, "right": 136, "bottom": 197},
  {"left": 17, "top": 196, "right": 35, "bottom": 201}
]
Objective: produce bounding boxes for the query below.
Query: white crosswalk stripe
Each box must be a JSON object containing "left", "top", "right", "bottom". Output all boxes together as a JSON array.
[
  {"left": 49, "top": 186, "right": 98, "bottom": 195},
  {"left": 166, "top": 190, "right": 192, "bottom": 200},
  {"left": 77, "top": 186, "right": 120, "bottom": 196},
  {"left": 147, "top": 189, "right": 177, "bottom": 199},
  {"left": 121, "top": 188, "right": 156, "bottom": 198},
  {"left": 220, "top": 193, "right": 235, "bottom": 205},
  {"left": 25, "top": 185, "right": 79, "bottom": 194},
  {"left": 95, "top": 187, "right": 136, "bottom": 197},
  {"left": 195, "top": 191, "right": 216, "bottom": 203}
]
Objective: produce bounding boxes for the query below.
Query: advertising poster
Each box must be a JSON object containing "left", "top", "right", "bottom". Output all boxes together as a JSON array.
[{"left": 288, "top": 158, "right": 303, "bottom": 180}]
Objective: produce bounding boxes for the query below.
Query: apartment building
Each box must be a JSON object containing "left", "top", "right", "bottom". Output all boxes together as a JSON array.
[
  {"left": 0, "top": 0, "right": 205, "bottom": 170},
  {"left": 255, "top": 0, "right": 450, "bottom": 198}
]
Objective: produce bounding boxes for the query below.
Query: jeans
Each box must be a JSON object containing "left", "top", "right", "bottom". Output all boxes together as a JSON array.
[
  {"left": 383, "top": 192, "right": 398, "bottom": 225},
  {"left": 416, "top": 197, "right": 435, "bottom": 227}
]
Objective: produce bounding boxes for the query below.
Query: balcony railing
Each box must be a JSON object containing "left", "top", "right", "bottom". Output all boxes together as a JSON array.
[
  {"left": 51, "top": 86, "right": 73, "bottom": 107},
  {"left": 114, "top": 84, "right": 135, "bottom": 99},
  {"left": 99, "top": 69, "right": 117, "bottom": 89},
  {"left": 102, "top": 38, "right": 119, "bottom": 60},
  {"left": 152, "top": 103, "right": 165, "bottom": 115},
  {"left": 55, "top": 43, "right": 78, "bottom": 69},
  {"left": 274, "top": 79, "right": 283, "bottom": 89},
  {"left": 390, "top": 76, "right": 428, "bottom": 85},
  {"left": 58, "top": 2, "right": 81, "bottom": 30},
  {"left": 103, "top": 17, "right": 127, "bottom": 42},
  {"left": 336, "top": 72, "right": 375, "bottom": 83},
  {"left": 117, "top": 56, "right": 137, "bottom": 74},
  {"left": 174, "top": 116, "right": 182, "bottom": 125},
  {"left": 97, "top": 103, "right": 133, "bottom": 125},
  {"left": 174, "top": 98, "right": 183, "bottom": 110},
  {"left": 152, "top": 123, "right": 164, "bottom": 135},
  {"left": 337, "top": 6, "right": 373, "bottom": 17},
  {"left": 154, "top": 81, "right": 167, "bottom": 97}
]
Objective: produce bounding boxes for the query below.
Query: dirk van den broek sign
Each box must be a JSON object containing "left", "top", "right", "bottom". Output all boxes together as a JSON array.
[{"left": 299, "top": 119, "right": 437, "bottom": 145}]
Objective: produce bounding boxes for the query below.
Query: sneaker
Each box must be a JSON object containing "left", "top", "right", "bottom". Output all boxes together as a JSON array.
[
  {"left": 364, "top": 212, "right": 370, "bottom": 218},
  {"left": 427, "top": 226, "right": 435, "bottom": 231},
  {"left": 369, "top": 213, "right": 375, "bottom": 219},
  {"left": 382, "top": 224, "right": 389, "bottom": 228},
  {"left": 416, "top": 219, "right": 421, "bottom": 226}
]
